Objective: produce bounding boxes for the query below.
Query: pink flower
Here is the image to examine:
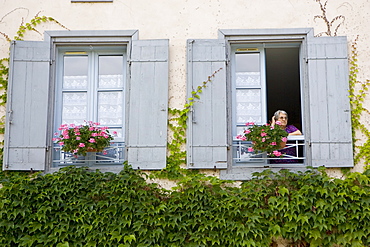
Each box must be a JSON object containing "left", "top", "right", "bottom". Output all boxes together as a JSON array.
[
  {"left": 271, "top": 142, "right": 277, "bottom": 146},
  {"left": 247, "top": 147, "right": 254, "bottom": 152},
  {"left": 113, "top": 131, "right": 118, "bottom": 135},
  {"left": 276, "top": 121, "right": 281, "bottom": 125},
  {"left": 244, "top": 129, "right": 251, "bottom": 134},
  {"left": 54, "top": 132, "right": 59, "bottom": 136},
  {"left": 91, "top": 133, "right": 98, "bottom": 137},
  {"left": 59, "top": 142, "right": 64, "bottom": 146},
  {"left": 76, "top": 137, "right": 81, "bottom": 140},
  {"left": 79, "top": 143, "right": 85, "bottom": 147},
  {"left": 236, "top": 135, "right": 246, "bottom": 141},
  {"left": 245, "top": 122, "right": 255, "bottom": 126},
  {"left": 103, "top": 151, "right": 108, "bottom": 155},
  {"left": 273, "top": 150, "right": 282, "bottom": 157},
  {"left": 270, "top": 126, "right": 275, "bottom": 130},
  {"left": 261, "top": 132, "right": 267, "bottom": 137},
  {"left": 88, "top": 138, "right": 96, "bottom": 143},
  {"left": 262, "top": 138, "right": 266, "bottom": 142},
  {"left": 282, "top": 137, "right": 287, "bottom": 142},
  {"left": 89, "top": 127, "right": 95, "bottom": 131},
  {"left": 63, "top": 135, "right": 70, "bottom": 139},
  {"left": 52, "top": 138, "right": 59, "bottom": 141}
]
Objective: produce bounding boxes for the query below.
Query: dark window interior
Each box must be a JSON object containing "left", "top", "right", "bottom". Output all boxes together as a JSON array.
[{"left": 266, "top": 48, "right": 302, "bottom": 131}]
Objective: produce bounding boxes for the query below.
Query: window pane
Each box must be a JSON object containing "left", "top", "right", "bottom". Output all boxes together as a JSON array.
[
  {"left": 63, "top": 56, "right": 88, "bottom": 89},
  {"left": 236, "top": 89, "right": 262, "bottom": 124},
  {"left": 62, "top": 92, "right": 87, "bottom": 125},
  {"left": 235, "top": 53, "right": 260, "bottom": 87},
  {"left": 98, "top": 55, "right": 124, "bottom": 88},
  {"left": 98, "top": 91, "right": 123, "bottom": 125}
]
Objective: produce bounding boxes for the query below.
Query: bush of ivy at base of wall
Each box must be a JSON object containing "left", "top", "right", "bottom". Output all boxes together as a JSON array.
[{"left": 0, "top": 165, "right": 370, "bottom": 247}]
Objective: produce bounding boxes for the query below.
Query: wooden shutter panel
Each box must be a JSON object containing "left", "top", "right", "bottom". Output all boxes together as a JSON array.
[
  {"left": 306, "top": 36, "right": 353, "bottom": 167},
  {"left": 127, "top": 39, "right": 169, "bottom": 170},
  {"left": 186, "top": 39, "right": 228, "bottom": 169},
  {"left": 3, "top": 41, "right": 51, "bottom": 171}
]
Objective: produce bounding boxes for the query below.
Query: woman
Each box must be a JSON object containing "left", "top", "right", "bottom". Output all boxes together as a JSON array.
[
  {"left": 271, "top": 110, "right": 302, "bottom": 136},
  {"left": 270, "top": 110, "right": 302, "bottom": 163}
]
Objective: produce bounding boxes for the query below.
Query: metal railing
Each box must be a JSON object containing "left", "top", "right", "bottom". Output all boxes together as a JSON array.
[
  {"left": 233, "top": 135, "right": 305, "bottom": 164},
  {"left": 52, "top": 142, "right": 125, "bottom": 167}
]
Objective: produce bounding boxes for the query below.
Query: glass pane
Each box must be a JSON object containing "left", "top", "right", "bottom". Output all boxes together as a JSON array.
[
  {"left": 235, "top": 53, "right": 260, "bottom": 87},
  {"left": 62, "top": 92, "right": 87, "bottom": 125},
  {"left": 98, "top": 91, "right": 123, "bottom": 125},
  {"left": 63, "top": 56, "right": 88, "bottom": 89},
  {"left": 236, "top": 89, "right": 262, "bottom": 124},
  {"left": 98, "top": 55, "right": 124, "bottom": 88}
]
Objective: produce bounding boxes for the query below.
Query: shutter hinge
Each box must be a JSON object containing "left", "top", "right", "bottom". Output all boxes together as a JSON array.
[{"left": 50, "top": 60, "right": 54, "bottom": 65}]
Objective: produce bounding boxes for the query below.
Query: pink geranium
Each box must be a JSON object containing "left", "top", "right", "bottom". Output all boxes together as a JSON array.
[
  {"left": 244, "top": 129, "right": 251, "bottom": 134},
  {"left": 273, "top": 150, "right": 282, "bottom": 157},
  {"left": 247, "top": 147, "right": 254, "bottom": 152},
  {"left": 282, "top": 137, "right": 287, "bottom": 142},
  {"left": 54, "top": 121, "right": 115, "bottom": 156},
  {"left": 271, "top": 142, "right": 276, "bottom": 146},
  {"left": 260, "top": 132, "right": 267, "bottom": 137}
]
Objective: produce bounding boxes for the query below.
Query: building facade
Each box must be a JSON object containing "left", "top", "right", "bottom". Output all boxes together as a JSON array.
[{"left": 1, "top": 0, "right": 369, "bottom": 178}]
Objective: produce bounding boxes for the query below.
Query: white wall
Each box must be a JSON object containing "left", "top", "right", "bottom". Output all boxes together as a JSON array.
[{"left": 1, "top": 0, "right": 369, "bottom": 172}]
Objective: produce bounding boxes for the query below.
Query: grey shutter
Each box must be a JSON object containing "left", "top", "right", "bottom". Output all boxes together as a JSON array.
[
  {"left": 186, "top": 39, "right": 228, "bottom": 169},
  {"left": 306, "top": 36, "right": 353, "bottom": 167},
  {"left": 4, "top": 41, "right": 51, "bottom": 170},
  {"left": 127, "top": 39, "right": 169, "bottom": 170}
]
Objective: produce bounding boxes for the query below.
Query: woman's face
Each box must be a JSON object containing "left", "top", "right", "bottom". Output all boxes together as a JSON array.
[{"left": 277, "top": 113, "right": 288, "bottom": 128}]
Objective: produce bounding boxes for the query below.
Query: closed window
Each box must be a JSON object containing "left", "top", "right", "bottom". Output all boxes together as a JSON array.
[
  {"left": 53, "top": 48, "right": 126, "bottom": 167},
  {"left": 4, "top": 31, "right": 169, "bottom": 171}
]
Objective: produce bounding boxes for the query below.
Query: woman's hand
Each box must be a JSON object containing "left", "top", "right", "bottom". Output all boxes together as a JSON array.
[{"left": 270, "top": 116, "right": 276, "bottom": 127}]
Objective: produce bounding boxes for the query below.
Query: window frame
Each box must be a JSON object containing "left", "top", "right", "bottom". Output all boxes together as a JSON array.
[
  {"left": 52, "top": 47, "right": 127, "bottom": 168},
  {"left": 230, "top": 43, "right": 305, "bottom": 168},
  {"left": 3, "top": 30, "right": 169, "bottom": 172},
  {"left": 185, "top": 28, "right": 353, "bottom": 180},
  {"left": 46, "top": 31, "right": 135, "bottom": 171}
]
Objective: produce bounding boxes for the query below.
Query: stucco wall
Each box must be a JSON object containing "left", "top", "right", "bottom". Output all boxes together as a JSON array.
[{"left": 1, "top": 0, "right": 369, "bottom": 174}]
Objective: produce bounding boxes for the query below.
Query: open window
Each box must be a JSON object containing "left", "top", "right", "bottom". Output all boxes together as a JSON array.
[
  {"left": 232, "top": 44, "right": 304, "bottom": 167},
  {"left": 186, "top": 28, "right": 353, "bottom": 180}
]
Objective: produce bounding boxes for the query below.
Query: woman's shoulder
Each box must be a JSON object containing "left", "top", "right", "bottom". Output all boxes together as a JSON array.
[{"left": 286, "top": 125, "right": 299, "bottom": 133}]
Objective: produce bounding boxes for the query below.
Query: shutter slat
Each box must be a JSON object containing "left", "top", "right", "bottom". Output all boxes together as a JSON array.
[
  {"left": 186, "top": 39, "right": 228, "bottom": 169},
  {"left": 4, "top": 41, "right": 50, "bottom": 170},
  {"left": 307, "top": 36, "right": 353, "bottom": 167},
  {"left": 127, "top": 39, "right": 169, "bottom": 170}
]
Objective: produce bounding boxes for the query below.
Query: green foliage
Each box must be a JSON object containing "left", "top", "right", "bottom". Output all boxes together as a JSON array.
[
  {"left": 1, "top": 166, "right": 370, "bottom": 246},
  {"left": 349, "top": 36, "right": 370, "bottom": 165}
]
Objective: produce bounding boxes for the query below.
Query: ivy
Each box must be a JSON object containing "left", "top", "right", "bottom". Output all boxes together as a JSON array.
[
  {"left": 1, "top": 166, "right": 370, "bottom": 246},
  {"left": 349, "top": 36, "right": 370, "bottom": 165}
]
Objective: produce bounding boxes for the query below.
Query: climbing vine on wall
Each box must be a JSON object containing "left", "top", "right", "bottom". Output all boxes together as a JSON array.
[
  {"left": 0, "top": 10, "right": 67, "bottom": 165},
  {"left": 314, "top": 0, "right": 345, "bottom": 37},
  {"left": 158, "top": 68, "right": 222, "bottom": 179},
  {"left": 349, "top": 36, "right": 370, "bottom": 165}
]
